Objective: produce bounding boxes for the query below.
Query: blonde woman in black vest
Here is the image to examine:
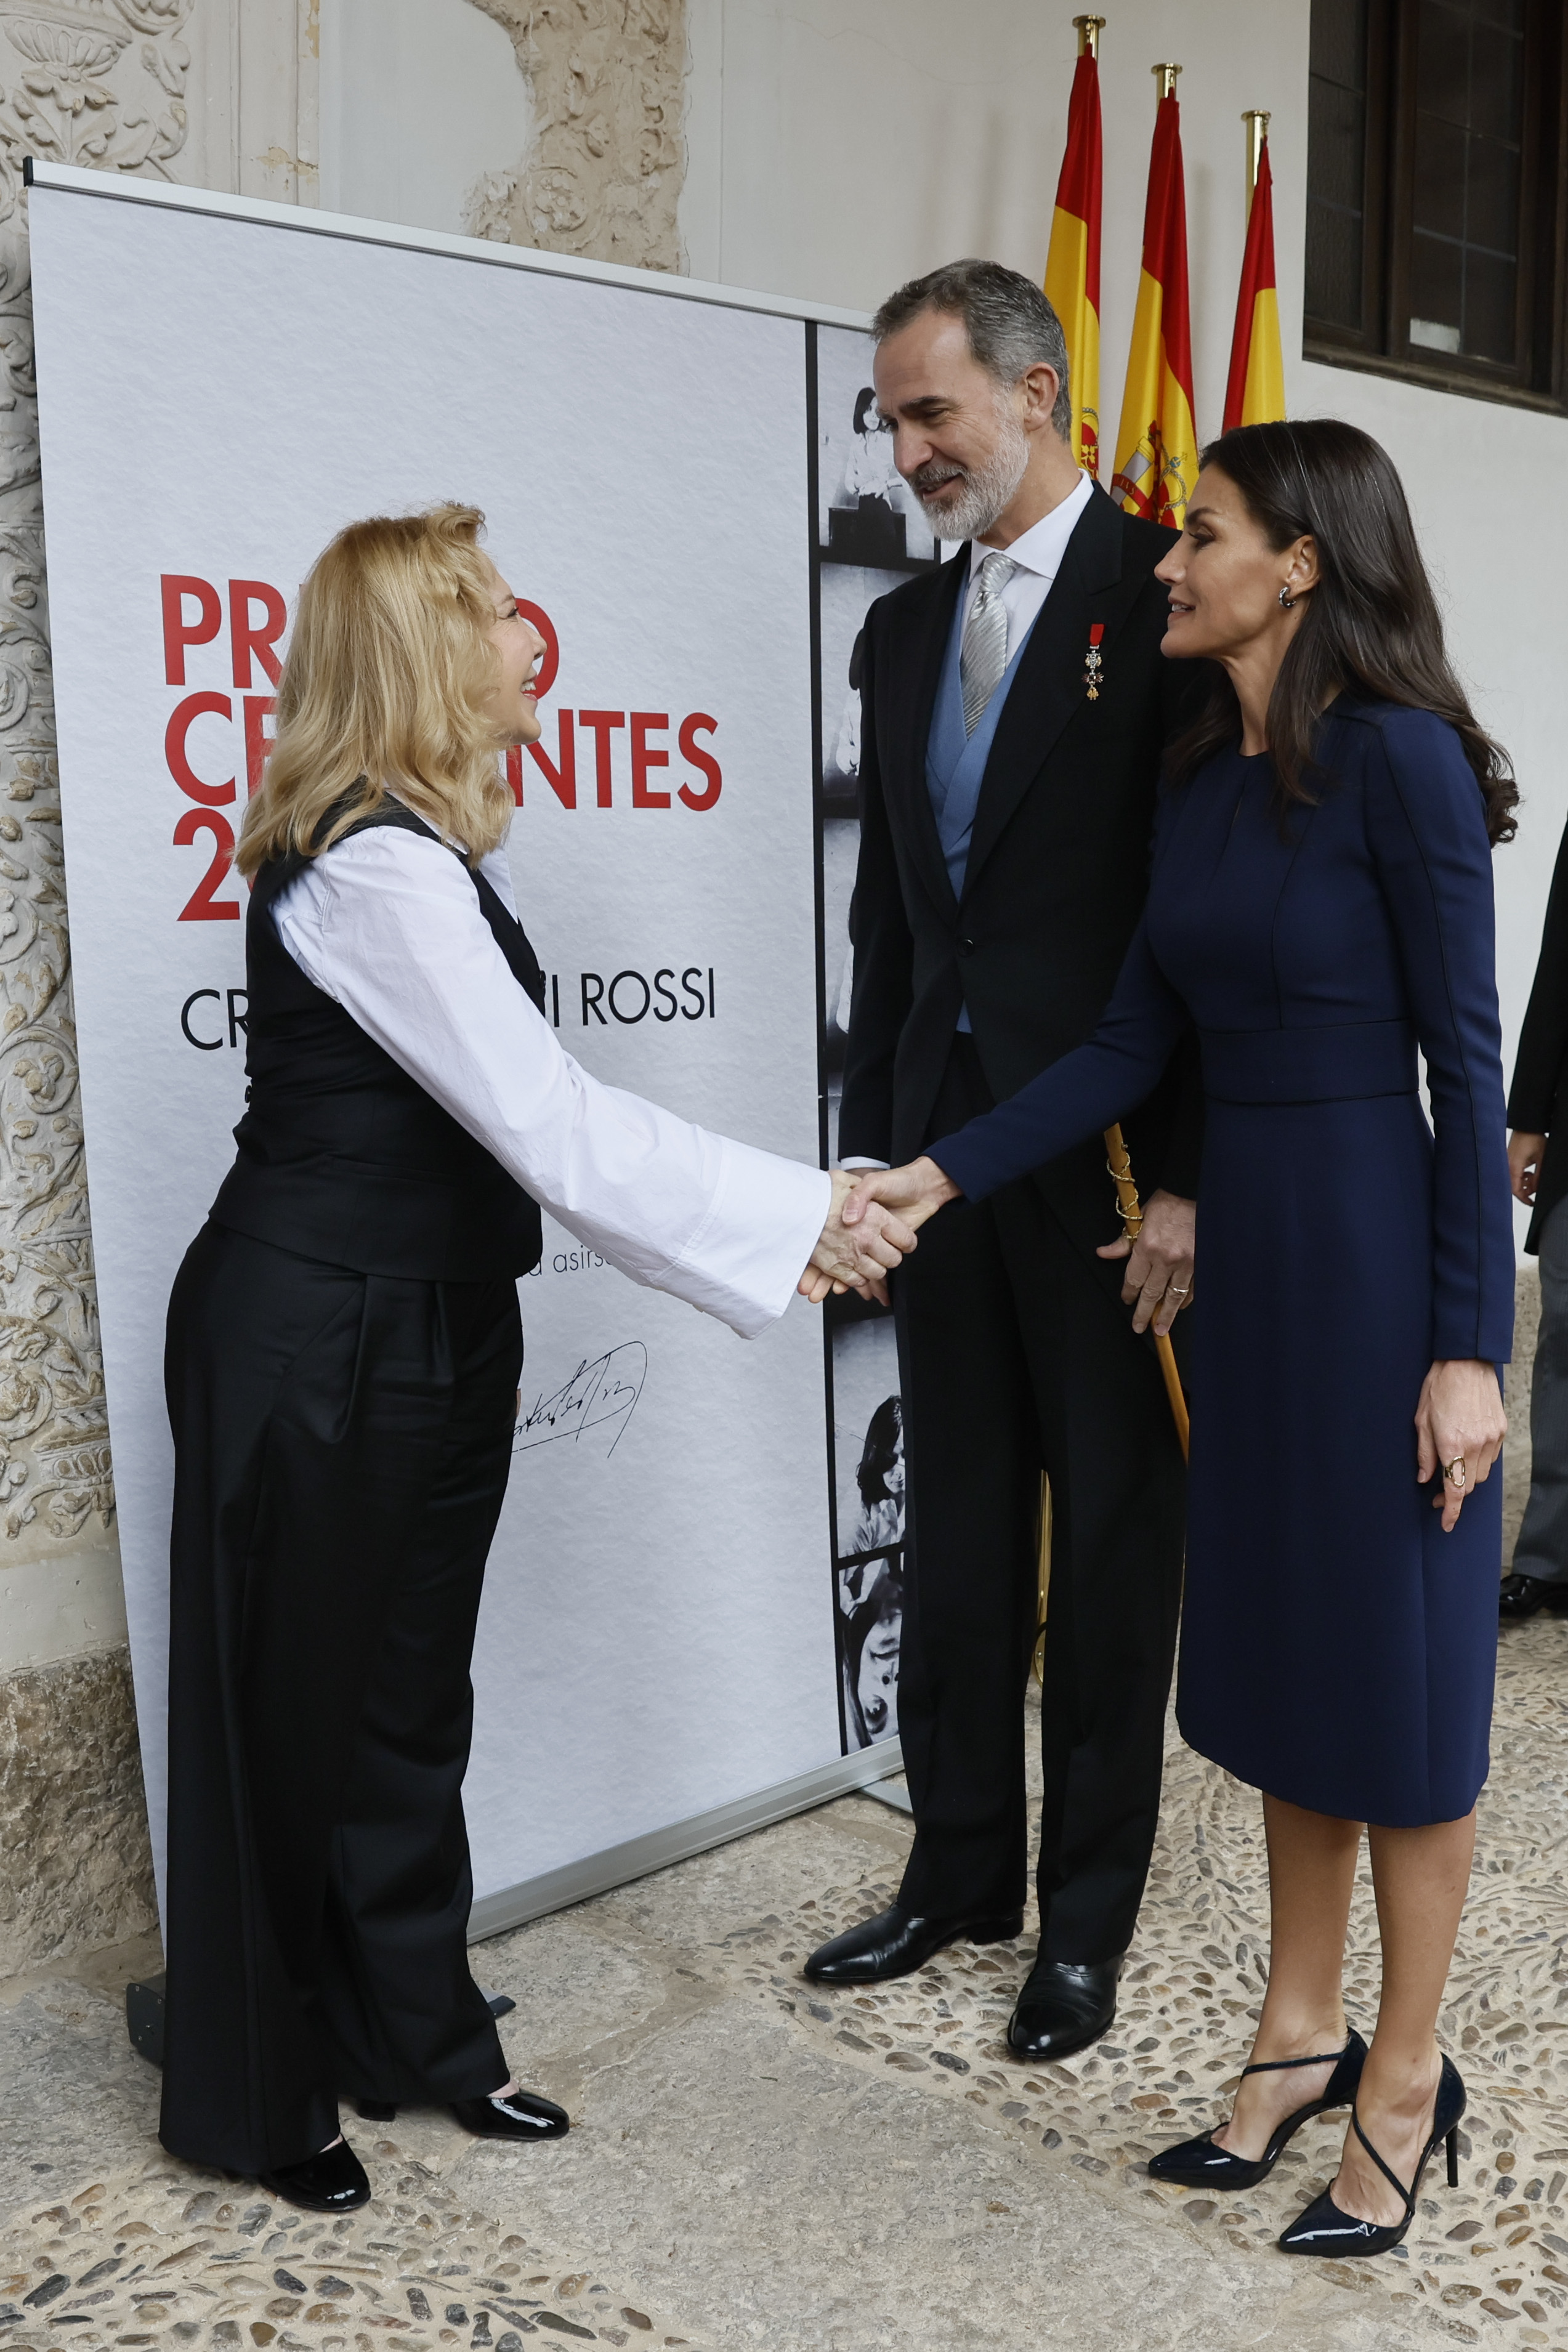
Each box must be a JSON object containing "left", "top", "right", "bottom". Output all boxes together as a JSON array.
[{"left": 160, "top": 504, "right": 911, "bottom": 2212}]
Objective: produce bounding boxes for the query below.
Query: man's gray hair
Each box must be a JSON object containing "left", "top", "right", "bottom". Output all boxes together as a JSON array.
[{"left": 872, "top": 259, "right": 1072, "bottom": 440}]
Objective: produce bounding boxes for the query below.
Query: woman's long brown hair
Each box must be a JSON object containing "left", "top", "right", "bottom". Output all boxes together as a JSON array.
[{"left": 1167, "top": 419, "right": 1517, "bottom": 846}]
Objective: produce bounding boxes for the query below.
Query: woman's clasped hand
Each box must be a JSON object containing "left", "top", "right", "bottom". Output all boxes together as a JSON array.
[{"left": 797, "top": 1168, "right": 924, "bottom": 1303}]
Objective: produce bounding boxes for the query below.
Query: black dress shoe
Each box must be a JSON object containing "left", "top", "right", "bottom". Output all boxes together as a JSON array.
[
  {"left": 452, "top": 2085, "right": 570, "bottom": 2140},
  {"left": 803, "top": 1904, "right": 1024, "bottom": 1985},
  {"left": 1499, "top": 1572, "right": 1568, "bottom": 1620},
  {"left": 1008, "top": 1957, "right": 1121, "bottom": 2061},
  {"left": 1279, "top": 2055, "right": 1466, "bottom": 2258},
  {"left": 258, "top": 2138, "right": 371, "bottom": 2212},
  {"left": 354, "top": 2098, "right": 397, "bottom": 2122},
  {"left": 1147, "top": 2031, "right": 1367, "bottom": 2188}
]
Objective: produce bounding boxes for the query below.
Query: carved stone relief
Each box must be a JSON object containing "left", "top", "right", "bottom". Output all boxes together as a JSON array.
[
  {"left": 0, "top": 1, "right": 200, "bottom": 1554},
  {"left": 463, "top": 0, "right": 685, "bottom": 274}
]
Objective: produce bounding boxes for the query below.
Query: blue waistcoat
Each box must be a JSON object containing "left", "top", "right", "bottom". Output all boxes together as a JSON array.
[{"left": 926, "top": 582, "right": 1041, "bottom": 1032}]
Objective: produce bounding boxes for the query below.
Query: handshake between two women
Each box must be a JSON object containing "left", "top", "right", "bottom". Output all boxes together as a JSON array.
[{"left": 799, "top": 1157, "right": 961, "bottom": 1306}]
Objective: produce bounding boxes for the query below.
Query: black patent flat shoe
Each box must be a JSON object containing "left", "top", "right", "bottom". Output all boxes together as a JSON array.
[
  {"left": 258, "top": 2136, "right": 371, "bottom": 2212},
  {"left": 804, "top": 1904, "right": 1024, "bottom": 1985},
  {"left": 1147, "top": 2029, "right": 1367, "bottom": 2190},
  {"left": 1278, "top": 2053, "right": 1466, "bottom": 2258},
  {"left": 453, "top": 2085, "right": 570, "bottom": 2140}
]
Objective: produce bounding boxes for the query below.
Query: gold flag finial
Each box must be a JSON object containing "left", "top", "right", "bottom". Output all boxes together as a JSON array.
[
  {"left": 1152, "top": 61, "right": 1181, "bottom": 100},
  {"left": 1072, "top": 14, "right": 1105, "bottom": 57},
  {"left": 1242, "top": 107, "right": 1271, "bottom": 218}
]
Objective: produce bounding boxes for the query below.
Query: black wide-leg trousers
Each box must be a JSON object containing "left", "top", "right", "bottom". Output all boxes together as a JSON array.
[
  {"left": 893, "top": 1038, "right": 1187, "bottom": 1960},
  {"left": 160, "top": 1222, "right": 522, "bottom": 2176}
]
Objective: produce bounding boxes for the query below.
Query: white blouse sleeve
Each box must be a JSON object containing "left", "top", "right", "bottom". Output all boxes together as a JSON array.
[{"left": 270, "top": 827, "right": 831, "bottom": 1339}]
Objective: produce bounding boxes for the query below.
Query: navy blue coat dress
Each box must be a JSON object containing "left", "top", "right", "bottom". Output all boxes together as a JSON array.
[{"left": 934, "top": 700, "right": 1514, "bottom": 1827}]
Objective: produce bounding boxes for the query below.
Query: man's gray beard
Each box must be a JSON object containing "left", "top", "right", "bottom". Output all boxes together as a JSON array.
[{"left": 911, "top": 405, "right": 1030, "bottom": 543}]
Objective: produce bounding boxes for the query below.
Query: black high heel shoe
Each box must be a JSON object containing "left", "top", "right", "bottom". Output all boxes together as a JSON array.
[
  {"left": 1278, "top": 2053, "right": 1466, "bottom": 2258},
  {"left": 1146, "top": 2029, "right": 1367, "bottom": 2190}
]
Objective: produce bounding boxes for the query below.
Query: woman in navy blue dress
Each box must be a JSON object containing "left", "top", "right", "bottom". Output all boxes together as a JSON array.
[{"left": 839, "top": 421, "right": 1515, "bottom": 2258}]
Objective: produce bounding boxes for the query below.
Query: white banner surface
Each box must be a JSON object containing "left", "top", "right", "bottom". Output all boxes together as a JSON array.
[{"left": 28, "top": 174, "right": 895, "bottom": 1910}]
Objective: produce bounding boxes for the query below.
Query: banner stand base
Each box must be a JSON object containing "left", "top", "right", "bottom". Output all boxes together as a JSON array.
[{"left": 467, "top": 1740, "right": 906, "bottom": 1943}]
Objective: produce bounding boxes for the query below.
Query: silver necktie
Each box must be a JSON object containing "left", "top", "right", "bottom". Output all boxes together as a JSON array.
[{"left": 960, "top": 552, "right": 1016, "bottom": 736}]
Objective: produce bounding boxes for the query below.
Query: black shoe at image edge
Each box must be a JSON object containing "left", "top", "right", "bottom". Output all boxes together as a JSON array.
[
  {"left": 1499, "top": 1572, "right": 1568, "bottom": 1620},
  {"left": 803, "top": 1904, "right": 1024, "bottom": 1984},
  {"left": 1277, "top": 2054, "right": 1467, "bottom": 2258},
  {"left": 1146, "top": 2030, "right": 1368, "bottom": 2189},
  {"left": 257, "top": 2138, "right": 371, "bottom": 2213},
  {"left": 1006, "top": 1956, "right": 1123, "bottom": 2062},
  {"left": 452, "top": 2085, "right": 570, "bottom": 2139}
]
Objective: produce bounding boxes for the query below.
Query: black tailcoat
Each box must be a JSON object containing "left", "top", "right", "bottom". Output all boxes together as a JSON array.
[{"left": 841, "top": 483, "right": 1203, "bottom": 1952}]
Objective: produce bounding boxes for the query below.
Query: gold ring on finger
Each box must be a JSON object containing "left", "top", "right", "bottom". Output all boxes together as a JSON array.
[{"left": 1444, "top": 1457, "right": 1467, "bottom": 1488}]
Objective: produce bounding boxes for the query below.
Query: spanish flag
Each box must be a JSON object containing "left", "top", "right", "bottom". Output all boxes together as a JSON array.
[
  {"left": 1043, "top": 34, "right": 1102, "bottom": 477},
  {"left": 1222, "top": 136, "right": 1286, "bottom": 430},
  {"left": 1111, "top": 81, "right": 1199, "bottom": 528}
]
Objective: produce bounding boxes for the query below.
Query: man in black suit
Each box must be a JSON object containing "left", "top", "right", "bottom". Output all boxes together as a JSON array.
[
  {"left": 804, "top": 259, "right": 1200, "bottom": 2061},
  {"left": 1501, "top": 815, "right": 1568, "bottom": 1618}
]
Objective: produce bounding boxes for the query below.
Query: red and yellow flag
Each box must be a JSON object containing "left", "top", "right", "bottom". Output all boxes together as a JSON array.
[
  {"left": 1043, "top": 31, "right": 1102, "bottom": 477},
  {"left": 1222, "top": 135, "right": 1286, "bottom": 430},
  {"left": 1111, "top": 78, "right": 1199, "bottom": 528}
]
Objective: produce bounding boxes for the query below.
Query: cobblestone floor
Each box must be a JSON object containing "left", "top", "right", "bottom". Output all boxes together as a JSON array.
[
  {"left": 0, "top": 2162, "right": 705, "bottom": 2351},
  {"left": 2, "top": 1615, "right": 1565, "bottom": 2350},
  {"left": 746, "top": 1614, "right": 1568, "bottom": 2342}
]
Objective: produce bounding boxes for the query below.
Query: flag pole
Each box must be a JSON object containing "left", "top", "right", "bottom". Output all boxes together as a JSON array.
[
  {"left": 1224, "top": 111, "right": 1285, "bottom": 430},
  {"left": 1036, "top": 9, "right": 1110, "bottom": 1675},
  {"left": 1104, "top": 1123, "right": 1191, "bottom": 1457},
  {"left": 1048, "top": 14, "right": 1106, "bottom": 479},
  {"left": 1242, "top": 108, "right": 1270, "bottom": 219}
]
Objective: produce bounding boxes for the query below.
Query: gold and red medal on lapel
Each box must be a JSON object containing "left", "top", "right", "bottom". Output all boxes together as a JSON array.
[{"left": 1085, "top": 623, "right": 1105, "bottom": 700}]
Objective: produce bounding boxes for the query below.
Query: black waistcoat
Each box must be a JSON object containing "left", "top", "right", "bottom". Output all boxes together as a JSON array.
[{"left": 209, "top": 802, "right": 546, "bottom": 1281}]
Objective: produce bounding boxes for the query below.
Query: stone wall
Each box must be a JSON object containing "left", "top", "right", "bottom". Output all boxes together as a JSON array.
[
  {"left": 0, "top": 0, "right": 208, "bottom": 1979},
  {"left": 0, "top": 1643, "right": 154, "bottom": 1973},
  {"left": 464, "top": 0, "right": 685, "bottom": 270},
  {"left": 0, "top": 0, "right": 335, "bottom": 1978}
]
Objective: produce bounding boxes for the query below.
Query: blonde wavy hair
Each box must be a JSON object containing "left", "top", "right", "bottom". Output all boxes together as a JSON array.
[{"left": 235, "top": 503, "right": 514, "bottom": 878}]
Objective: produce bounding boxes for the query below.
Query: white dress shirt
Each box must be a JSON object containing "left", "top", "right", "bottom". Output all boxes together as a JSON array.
[
  {"left": 957, "top": 467, "right": 1095, "bottom": 660},
  {"left": 841, "top": 469, "right": 1097, "bottom": 1171},
  {"left": 270, "top": 822, "right": 831, "bottom": 1340}
]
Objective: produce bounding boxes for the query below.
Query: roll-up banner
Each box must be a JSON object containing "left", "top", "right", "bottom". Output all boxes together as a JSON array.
[{"left": 26, "top": 163, "right": 944, "bottom": 1925}]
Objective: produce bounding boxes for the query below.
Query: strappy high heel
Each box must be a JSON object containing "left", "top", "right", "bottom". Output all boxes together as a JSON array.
[
  {"left": 1277, "top": 2053, "right": 1466, "bottom": 2257},
  {"left": 1146, "top": 2029, "right": 1367, "bottom": 2190}
]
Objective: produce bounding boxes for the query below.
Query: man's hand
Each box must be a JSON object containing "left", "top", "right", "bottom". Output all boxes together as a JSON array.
[
  {"left": 798, "top": 1169, "right": 919, "bottom": 1306},
  {"left": 1509, "top": 1130, "right": 1546, "bottom": 1206},
  {"left": 1096, "top": 1187, "right": 1196, "bottom": 1336}
]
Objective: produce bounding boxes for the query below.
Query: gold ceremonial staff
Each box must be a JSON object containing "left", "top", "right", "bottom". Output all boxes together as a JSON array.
[{"left": 1103, "top": 1122, "right": 1191, "bottom": 1458}]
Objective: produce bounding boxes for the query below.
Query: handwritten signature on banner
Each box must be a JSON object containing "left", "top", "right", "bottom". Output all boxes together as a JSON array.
[{"left": 513, "top": 1343, "right": 647, "bottom": 1460}]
